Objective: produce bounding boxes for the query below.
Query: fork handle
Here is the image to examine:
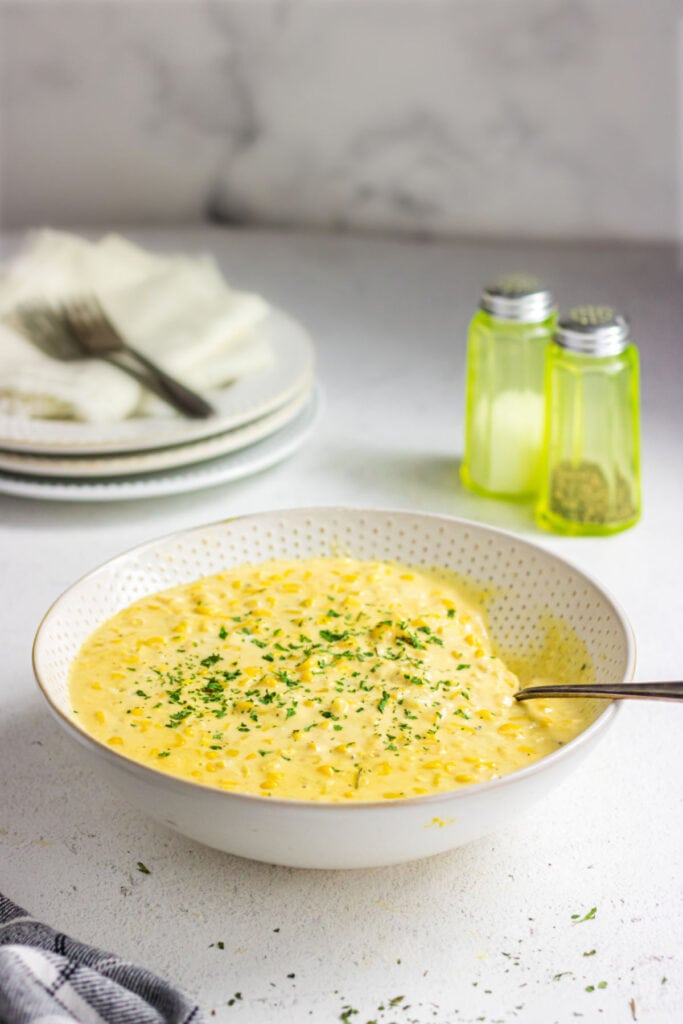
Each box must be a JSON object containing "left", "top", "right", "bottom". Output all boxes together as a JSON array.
[
  {"left": 110, "top": 349, "right": 215, "bottom": 419},
  {"left": 515, "top": 681, "right": 683, "bottom": 701}
]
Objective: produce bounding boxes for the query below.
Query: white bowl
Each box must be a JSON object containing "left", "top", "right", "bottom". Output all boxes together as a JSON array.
[{"left": 33, "top": 508, "right": 635, "bottom": 869}]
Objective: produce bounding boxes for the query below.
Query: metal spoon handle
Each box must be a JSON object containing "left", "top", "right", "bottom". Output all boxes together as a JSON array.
[{"left": 515, "top": 681, "right": 683, "bottom": 702}]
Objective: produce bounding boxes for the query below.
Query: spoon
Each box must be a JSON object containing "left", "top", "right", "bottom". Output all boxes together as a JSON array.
[{"left": 515, "top": 681, "right": 683, "bottom": 702}]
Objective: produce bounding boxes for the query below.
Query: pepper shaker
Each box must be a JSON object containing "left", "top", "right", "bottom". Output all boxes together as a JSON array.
[
  {"left": 461, "top": 275, "right": 556, "bottom": 500},
  {"left": 535, "top": 306, "right": 641, "bottom": 536}
]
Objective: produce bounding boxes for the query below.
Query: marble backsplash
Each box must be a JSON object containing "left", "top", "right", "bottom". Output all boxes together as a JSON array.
[{"left": 0, "top": 0, "right": 679, "bottom": 241}]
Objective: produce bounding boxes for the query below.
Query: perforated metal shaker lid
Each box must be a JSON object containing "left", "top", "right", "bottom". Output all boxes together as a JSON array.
[
  {"left": 554, "top": 306, "right": 631, "bottom": 356},
  {"left": 479, "top": 274, "right": 556, "bottom": 323}
]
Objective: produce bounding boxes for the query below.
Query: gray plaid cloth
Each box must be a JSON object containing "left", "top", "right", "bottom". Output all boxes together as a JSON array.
[{"left": 0, "top": 894, "right": 204, "bottom": 1024}]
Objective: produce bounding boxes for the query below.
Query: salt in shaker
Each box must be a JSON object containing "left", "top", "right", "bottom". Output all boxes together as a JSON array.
[{"left": 461, "top": 275, "right": 556, "bottom": 499}]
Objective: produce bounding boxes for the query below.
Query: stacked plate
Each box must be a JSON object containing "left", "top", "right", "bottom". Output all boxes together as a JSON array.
[{"left": 0, "top": 308, "right": 320, "bottom": 502}]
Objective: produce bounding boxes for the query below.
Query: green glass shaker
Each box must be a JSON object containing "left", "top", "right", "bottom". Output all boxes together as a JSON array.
[
  {"left": 461, "top": 275, "right": 556, "bottom": 500},
  {"left": 535, "top": 306, "right": 641, "bottom": 536}
]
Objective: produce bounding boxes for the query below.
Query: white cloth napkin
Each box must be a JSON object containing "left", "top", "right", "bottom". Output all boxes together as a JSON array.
[{"left": 0, "top": 231, "right": 273, "bottom": 422}]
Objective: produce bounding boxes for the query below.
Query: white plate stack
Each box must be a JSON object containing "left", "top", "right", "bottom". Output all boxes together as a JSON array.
[{"left": 0, "top": 308, "right": 320, "bottom": 502}]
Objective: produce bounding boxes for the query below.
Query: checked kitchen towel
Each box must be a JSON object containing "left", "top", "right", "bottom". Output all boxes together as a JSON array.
[{"left": 0, "top": 894, "right": 204, "bottom": 1024}]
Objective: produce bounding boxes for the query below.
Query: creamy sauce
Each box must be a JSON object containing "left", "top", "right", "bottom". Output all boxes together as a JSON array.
[{"left": 69, "top": 558, "right": 595, "bottom": 801}]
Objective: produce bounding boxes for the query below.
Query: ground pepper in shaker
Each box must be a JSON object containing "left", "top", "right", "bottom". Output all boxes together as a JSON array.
[
  {"left": 461, "top": 275, "right": 556, "bottom": 500},
  {"left": 535, "top": 305, "right": 641, "bottom": 536}
]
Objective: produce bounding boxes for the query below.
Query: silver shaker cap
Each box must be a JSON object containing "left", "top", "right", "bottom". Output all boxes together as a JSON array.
[
  {"left": 555, "top": 306, "right": 631, "bottom": 356},
  {"left": 479, "top": 274, "right": 556, "bottom": 323}
]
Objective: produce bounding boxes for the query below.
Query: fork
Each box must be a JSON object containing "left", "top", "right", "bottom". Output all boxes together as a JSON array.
[{"left": 62, "top": 297, "right": 215, "bottom": 419}]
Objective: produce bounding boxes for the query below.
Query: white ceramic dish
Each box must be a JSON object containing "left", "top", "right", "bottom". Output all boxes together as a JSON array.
[
  {"left": 0, "top": 385, "right": 321, "bottom": 502},
  {"left": 0, "top": 308, "right": 314, "bottom": 455},
  {"left": 33, "top": 508, "right": 635, "bottom": 868},
  {"left": 0, "top": 379, "right": 313, "bottom": 479}
]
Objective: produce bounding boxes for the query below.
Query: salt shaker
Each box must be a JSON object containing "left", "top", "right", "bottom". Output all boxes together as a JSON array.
[
  {"left": 461, "top": 275, "right": 556, "bottom": 499},
  {"left": 535, "top": 306, "right": 641, "bottom": 536}
]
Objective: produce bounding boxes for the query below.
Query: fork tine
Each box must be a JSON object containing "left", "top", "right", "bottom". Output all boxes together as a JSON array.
[
  {"left": 62, "top": 299, "right": 92, "bottom": 328},
  {"left": 9, "top": 304, "right": 84, "bottom": 361}
]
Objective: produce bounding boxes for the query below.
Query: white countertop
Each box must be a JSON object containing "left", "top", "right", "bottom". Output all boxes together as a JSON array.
[{"left": 1, "top": 227, "right": 681, "bottom": 1024}]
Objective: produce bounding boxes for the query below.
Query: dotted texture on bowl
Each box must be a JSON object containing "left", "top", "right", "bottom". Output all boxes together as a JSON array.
[{"left": 35, "top": 510, "right": 633, "bottom": 716}]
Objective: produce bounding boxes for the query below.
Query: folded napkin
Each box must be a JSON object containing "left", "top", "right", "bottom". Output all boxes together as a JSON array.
[
  {"left": 0, "top": 231, "right": 273, "bottom": 423},
  {"left": 0, "top": 893, "right": 205, "bottom": 1024}
]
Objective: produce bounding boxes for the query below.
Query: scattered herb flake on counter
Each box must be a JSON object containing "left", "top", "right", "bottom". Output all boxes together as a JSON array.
[
  {"left": 571, "top": 906, "right": 597, "bottom": 922},
  {"left": 136, "top": 861, "right": 151, "bottom": 874}
]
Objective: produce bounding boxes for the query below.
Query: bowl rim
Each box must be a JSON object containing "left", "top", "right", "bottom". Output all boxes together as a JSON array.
[{"left": 33, "top": 505, "right": 636, "bottom": 811}]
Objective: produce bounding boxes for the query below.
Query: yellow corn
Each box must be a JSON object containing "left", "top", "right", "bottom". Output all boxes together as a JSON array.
[{"left": 497, "top": 722, "right": 523, "bottom": 736}]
